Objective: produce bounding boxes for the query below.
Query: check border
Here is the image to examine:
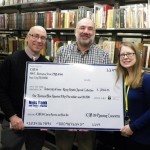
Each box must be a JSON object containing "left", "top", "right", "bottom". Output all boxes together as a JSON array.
[{"left": 23, "top": 62, "right": 125, "bottom": 131}]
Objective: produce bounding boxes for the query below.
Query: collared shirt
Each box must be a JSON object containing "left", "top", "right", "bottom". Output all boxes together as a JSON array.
[
  {"left": 25, "top": 47, "right": 40, "bottom": 61},
  {"left": 54, "top": 42, "right": 110, "bottom": 64}
]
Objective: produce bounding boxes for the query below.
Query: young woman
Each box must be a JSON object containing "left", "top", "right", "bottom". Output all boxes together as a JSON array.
[{"left": 115, "top": 42, "right": 150, "bottom": 150}]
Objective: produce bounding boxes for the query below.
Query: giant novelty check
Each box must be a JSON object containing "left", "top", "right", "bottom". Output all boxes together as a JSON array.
[{"left": 23, "top": 62, "right": 124, "bottom": 130}]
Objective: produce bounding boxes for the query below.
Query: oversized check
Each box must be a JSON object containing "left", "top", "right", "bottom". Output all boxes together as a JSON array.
[{"left": 23, "top": 62, "right": 124, "bottom": 130}]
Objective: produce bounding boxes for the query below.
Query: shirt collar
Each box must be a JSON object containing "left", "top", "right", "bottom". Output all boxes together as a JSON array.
[
  {"left": 77, "top": 48, "right": 89, "bottom": 54},
  {"left": 76, "top": 42, "right": 91, "bottom": 54},
  {"left": 25, "top": 47, "right": 40, "bottom": 61}
]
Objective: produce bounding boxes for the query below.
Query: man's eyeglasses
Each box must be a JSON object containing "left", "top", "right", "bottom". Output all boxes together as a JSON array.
[
  {"left": 29, "top": 34, "right": 47, "bottom": 42},
  {"left": 119, "top": 53, "right": 135, "bottom": 59}
]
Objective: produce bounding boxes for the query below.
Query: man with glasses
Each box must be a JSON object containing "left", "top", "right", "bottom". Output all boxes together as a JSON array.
[
  {"left": 54, "top": 18, "right": 110, "bottom": 150},
  {"left": 0, "top": 25, "right": 48, "bottom": 150}
]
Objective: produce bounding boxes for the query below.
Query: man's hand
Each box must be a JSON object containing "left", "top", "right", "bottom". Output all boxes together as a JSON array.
[{"left": 9, "top": 115, "right": 24, "bottom": 130}]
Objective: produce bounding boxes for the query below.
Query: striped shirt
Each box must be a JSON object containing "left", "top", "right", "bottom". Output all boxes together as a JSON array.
[{"left": 54, "top": 42, "right": 110, "bottom": 64}]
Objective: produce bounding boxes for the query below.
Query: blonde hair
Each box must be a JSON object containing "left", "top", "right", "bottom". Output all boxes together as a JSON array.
[{"left": 115, "top": 42, "right": 143, "bottom": 88}]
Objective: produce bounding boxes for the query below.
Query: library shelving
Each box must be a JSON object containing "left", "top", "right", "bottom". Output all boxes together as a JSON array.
[{"left": 0, "top": 0, "right": 150, "bottom": 63}]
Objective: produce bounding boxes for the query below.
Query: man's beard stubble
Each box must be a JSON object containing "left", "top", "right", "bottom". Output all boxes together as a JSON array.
[{"left": 76, "top": 35, "right": 95, "bottom": 47}]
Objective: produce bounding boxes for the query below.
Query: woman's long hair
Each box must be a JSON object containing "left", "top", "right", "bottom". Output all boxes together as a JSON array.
[{"left": 115, "top": 42, "right": 143, "bottom": 88}]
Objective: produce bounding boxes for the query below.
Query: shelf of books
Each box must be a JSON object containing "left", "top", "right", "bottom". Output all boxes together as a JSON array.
[{"left": 0, "top": 0, "right": 150, "bottom": 68}]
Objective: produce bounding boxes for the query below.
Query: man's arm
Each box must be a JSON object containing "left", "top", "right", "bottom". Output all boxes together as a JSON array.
[{"left": 0, "top": 58, "right": 16, "bottom": 120}]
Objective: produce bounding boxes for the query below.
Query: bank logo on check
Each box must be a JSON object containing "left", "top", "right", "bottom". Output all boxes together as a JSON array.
[{"left": 27, "top": 100, "right": 48, "bottom": 109}]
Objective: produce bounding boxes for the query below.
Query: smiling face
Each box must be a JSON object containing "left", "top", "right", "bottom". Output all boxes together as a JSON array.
[
  {"left": 119, "top": 45, "right": 136, "bottom": 71},
  {"left": 75, "top": 18, "right": 95, "bottom": 47},
  {"left": 26, "top": 26, "right": 47, "bottom": 56}
]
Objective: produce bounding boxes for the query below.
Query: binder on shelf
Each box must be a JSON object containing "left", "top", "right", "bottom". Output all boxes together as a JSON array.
[
  {"left": 78, "top": 6, "right": 93, "bottom": 21},
  {"left": 113, "top": 1, "right": 120, "bottom": 28},
  {"left": 103, "top": 40, "right": 115, "bottom": 64}
]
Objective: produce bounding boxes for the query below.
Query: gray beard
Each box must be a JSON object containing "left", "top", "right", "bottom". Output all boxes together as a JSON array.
[{"left": 79, "top": 41, "right": 91, "bottom": 47}]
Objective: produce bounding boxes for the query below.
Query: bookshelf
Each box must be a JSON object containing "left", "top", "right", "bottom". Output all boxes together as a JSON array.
[
  {"left": 0, "top": 0, "right": 150, "bottom": 63},
  {"left": 0, "top": 0, "right": 148, "bottom": 13}
]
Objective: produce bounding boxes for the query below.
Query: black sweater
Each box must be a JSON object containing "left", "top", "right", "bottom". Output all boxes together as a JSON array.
[{"left": 0, "top": 50, "right": 48, "bottom": 120}]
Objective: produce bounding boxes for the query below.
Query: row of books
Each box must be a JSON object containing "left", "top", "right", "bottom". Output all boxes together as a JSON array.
[
  {"left": 0, "top": 34, "right": 70, "bottom": 60},
  {"left": 0, "top": 8, "right": 78, "bottom": 29},
  {"left": 0, "top": 34, "right": 25, "bottom": 54},
  {"left": 1, "top": 33, "right": 150, "bottom": 68},
  {"left": 0, "top": 0, "right": 46, "bottom": 6},
  {"left": 99, "top": 39, "right": 150, "bottom": 68},
  {"left": 96, "top": 3, "right": 149, "bottom": 29},
  {"left": 0, "top": 2, "right": 150, "bottom": 29}
]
